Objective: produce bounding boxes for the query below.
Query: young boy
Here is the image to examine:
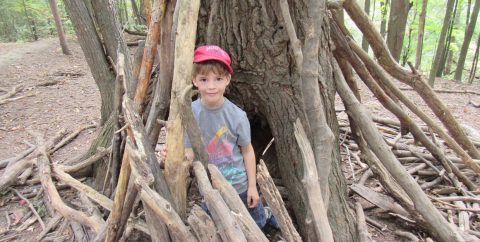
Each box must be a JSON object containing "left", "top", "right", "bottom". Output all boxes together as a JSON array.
[{"left": 184, "top": 45, "right": 271, "bottom": 229}]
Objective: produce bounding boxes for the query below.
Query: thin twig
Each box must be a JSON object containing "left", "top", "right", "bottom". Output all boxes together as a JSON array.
[{"left": 10, "top": 188, "right": 46, "bottom": 230}]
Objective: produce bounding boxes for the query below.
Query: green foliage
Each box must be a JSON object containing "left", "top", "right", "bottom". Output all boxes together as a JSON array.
[
  {"left": 0, "top": 0, "right": 73, "bottom": 42},
  {"left": 346, "top": 0, "right": 480, "bottom": 80}
]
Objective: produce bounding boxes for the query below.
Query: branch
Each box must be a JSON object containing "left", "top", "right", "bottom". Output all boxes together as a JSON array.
[{"left": 35, "top": 132, "right": 104, "bottom": 234}]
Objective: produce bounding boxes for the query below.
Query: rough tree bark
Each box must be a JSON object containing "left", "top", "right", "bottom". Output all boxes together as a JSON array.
[
  {"left": 196, "top": 1, "right": 357, "bottom": 241},
  {"left": 64, "top": 0, "right": 134, "bottom": 190},
  {"left": 455, "top": 0, "right": 480, "bottom": 81},
  {"left": 386, "top": 0, "right": 410, "bottom": 61},
  {"left": 48, "top": 0, "right": 71, "bottom": 55}
]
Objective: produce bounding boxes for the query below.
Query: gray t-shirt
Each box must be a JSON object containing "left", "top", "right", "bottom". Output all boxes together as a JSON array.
[{"left": 185, "top": 98, "right": 250, "bottom": 194}]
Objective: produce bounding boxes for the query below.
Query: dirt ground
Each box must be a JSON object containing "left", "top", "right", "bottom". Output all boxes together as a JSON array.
[{"left": 0, "top": 38, "right": 479, "bottom": 241}]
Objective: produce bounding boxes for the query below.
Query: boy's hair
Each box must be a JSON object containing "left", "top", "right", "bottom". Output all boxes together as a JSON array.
[{"left": 193, "top": 60, "right": 231, "bottom": 77}]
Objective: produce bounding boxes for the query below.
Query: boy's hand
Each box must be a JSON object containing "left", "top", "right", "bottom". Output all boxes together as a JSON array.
[{"left": 247, "top": 186, "right": 259, "bottom": 208}]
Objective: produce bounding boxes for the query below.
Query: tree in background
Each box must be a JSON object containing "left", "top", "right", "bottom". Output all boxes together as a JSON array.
[
  {"left": 362, "top": 0, "right": 371, "bottom": 52},
  {"left": 415, "top": 0, "right": 428, "bottom": 69},
  {"left": 48, "top": 0, "right": 71, "bottom": 55},
  {"left": 380, "top": 0, "right": 389, "bottom": 38},
  {"left": 437, "top": 0, "right": 460, "bottom": 77},
  {"left": 468, "top": 33, "right": 480, "bottom": 83},
  {"left": 429, "top": 0, "right": 456, "bottom": 86},
  {"left": 455, "top": 0, "right": 480, "bottom": 81},
  {"left": 386, "top": 0, "right": 411, "bottom": 61}
]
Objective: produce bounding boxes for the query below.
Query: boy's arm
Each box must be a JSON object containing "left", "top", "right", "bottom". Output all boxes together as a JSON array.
[{"left": 241, "top": 144, "right": 259, "bottom": 208}]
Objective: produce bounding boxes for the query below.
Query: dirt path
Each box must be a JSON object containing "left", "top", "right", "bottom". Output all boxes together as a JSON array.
[{"left": 0, "top": 38, "right": 100, "bottom": 162}]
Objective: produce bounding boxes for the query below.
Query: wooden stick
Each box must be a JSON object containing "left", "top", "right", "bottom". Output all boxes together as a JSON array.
[
  {"left": 187, "top": 205, "right": 222, "bottom": 242},
  {"left": 0, "top": 142, "right": 36, "bottom": 168},
  {"left": 278, "top": 0, "right": 303, "bottom": 70},
  {"left": 355, "top": 202, "right": 372, "bottom": 242},
  {"left": 394, "top": 230, "right": 419, "bottom": 241},
  {"left": 111, "top": 51, "right": 126, "bottom": 193},
  {"left": 60, "top": 146, "right": 111, "bottom": 174},
  {"left": 126, "top": 138, "right": 171, "bottom": 242},
  {"left": 208, "top": 164, "right": 269, "bottom": 242},
  {"left": 10, "top": 188, "right": 46, "bottom": 230},
  {"left": 50, "top": 124, "right": 96, "bottom": 153},
  {"left": 35, "top": 132, "right": 104, "bottom": 234},
  {"left": 137, "top": 180, "right": 197, "bottom": 242},
  {"left": 192, "top": 161, "right": 247, "bottom": 242},
  {"left": 399, "top": 87, "right": 480, "bottom": 96},
  {"left": 256, "top": 160, "right": 302, "bottom": 242},
  {"left": 35, "top": 214, "right": 63, "bottom": 241},
  {"left": 53, "top": 165, "right": 113, "bottom": 211},
  {"left": 104, "top": 150, "right": 131, "bottom": 241},
  {"left": 435, "top": 196, "right": 480, "bottom": 203},
  {"left": 293, "top": 119, "right": 334, "bottom": 242},
  {"left": 165, "top": 0, "right": 201, "bottom": 220}
]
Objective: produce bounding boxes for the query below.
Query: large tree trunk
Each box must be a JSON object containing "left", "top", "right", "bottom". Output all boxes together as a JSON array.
[
  {"left": 428, "top": 0, "right": 456, "bottom": 86},
  {"left": 386, "top": 0, "right": 410, "bottom": 61},
  {"left": 455, "top": 0, "right": 480, "bottom": 81},
  {"left": 415, "top": 0, "right": 428, "bottom": 69},
  {"left": 196, "top": 1, "right": 357, "bottom": 241},
  {"left": 48, "top": 0, "right": 71, "bottom": 55}
]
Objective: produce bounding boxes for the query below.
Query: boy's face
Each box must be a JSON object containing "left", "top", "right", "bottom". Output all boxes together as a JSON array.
[{"left": 192, "top": 71, "right": 231, "bottom": 109}]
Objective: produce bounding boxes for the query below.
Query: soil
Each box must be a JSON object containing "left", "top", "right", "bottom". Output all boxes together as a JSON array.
[{"left": 0, "top": 38, "right": 479, "bottom": 241}]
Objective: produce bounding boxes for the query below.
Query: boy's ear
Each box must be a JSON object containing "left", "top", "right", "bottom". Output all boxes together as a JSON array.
[
  {"left": 192, "top": 77, "right": 199, "bottom": 87},
  {"left": 226, "top": 74, "right": 231, "bottom": 84}
]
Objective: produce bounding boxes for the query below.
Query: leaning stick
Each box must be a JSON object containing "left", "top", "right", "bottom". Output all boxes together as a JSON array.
[
  {"left": 192, "top": 161, "right": 247, "bottom": 242},
  {"left": 333, "top": 59, "right": 464, "bottom": 242},
  {"left": 342, "top": 0, "right": 480, "bottom": 160},
  {"left": 256, "top": 160, "right": 302, "bottom": 242},
  {"left": 294, "top": 119, "right": 334, "bottom": 242},
  {"left": 209, "top": 164, "right": 269, "bottom": 242}
]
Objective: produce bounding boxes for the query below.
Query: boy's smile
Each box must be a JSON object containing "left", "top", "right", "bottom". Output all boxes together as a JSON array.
[{"left": 193, "top": 72, "right": 231, "bottom": 109}]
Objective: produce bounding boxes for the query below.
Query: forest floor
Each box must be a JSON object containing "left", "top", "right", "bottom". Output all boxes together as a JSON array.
[{"left": 0, "top": 38, "right": 479, "bottom": 241}]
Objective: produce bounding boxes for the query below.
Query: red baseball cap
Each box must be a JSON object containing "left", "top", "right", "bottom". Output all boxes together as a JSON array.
[{"left": 193, "top": 45, "right": 233, "bottom": 74}]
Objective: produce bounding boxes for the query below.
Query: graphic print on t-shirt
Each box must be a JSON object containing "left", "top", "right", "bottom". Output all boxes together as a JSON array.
[{"left": 207, "top": 126, "right": 243, "bottom": 183}]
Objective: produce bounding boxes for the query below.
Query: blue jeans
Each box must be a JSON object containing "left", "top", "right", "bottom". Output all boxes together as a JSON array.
[{"left": 201, "top": 190, "right": 267, "bottom": 228}]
